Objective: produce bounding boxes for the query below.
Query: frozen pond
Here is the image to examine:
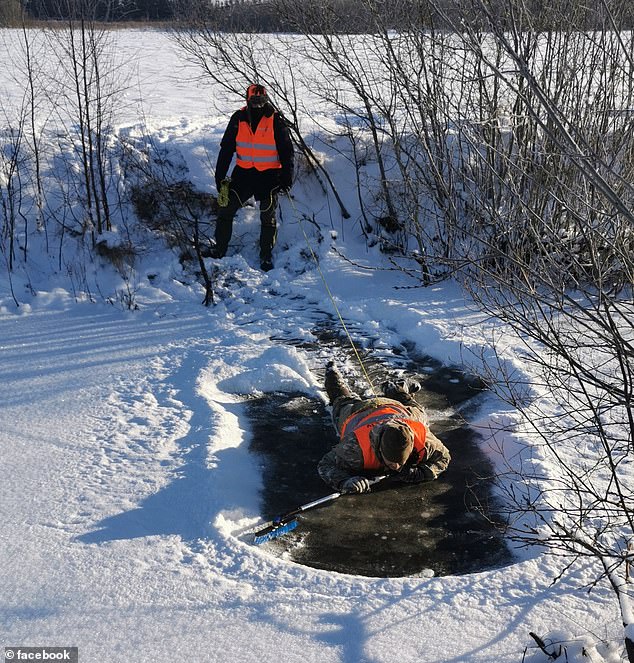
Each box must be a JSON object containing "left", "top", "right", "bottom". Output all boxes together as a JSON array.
[{"left": 246, "top": 347, "right": 512, "bottom": 578}]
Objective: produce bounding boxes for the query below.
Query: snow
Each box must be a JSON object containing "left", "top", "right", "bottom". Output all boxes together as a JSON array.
[{"left": 0, "top": 28, "right": 628, "bottom": 663}]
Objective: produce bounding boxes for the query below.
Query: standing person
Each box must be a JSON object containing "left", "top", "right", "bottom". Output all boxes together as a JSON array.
[
  {"left": 318, "top": 362, "right": 451, "bottom": 493},
  {"left": 212, "top": 83, "right": 294, "bottom": 271}
]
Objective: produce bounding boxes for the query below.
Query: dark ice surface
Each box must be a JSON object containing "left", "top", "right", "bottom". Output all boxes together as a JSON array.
[{"left": 245, "top": 354, "right": 513, "bottom": 578}]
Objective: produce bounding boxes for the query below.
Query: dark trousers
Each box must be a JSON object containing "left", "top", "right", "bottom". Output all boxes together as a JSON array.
[{"left": 215, "top": 168, "right": 279, "bottom": 261}]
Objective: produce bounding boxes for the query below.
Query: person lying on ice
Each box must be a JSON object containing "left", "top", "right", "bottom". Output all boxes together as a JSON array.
[{"left": 318, "top": 362, "right": 451, "bottom": 493}]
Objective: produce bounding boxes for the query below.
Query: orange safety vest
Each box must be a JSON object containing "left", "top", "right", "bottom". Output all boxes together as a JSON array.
[
  {"left": 340, "top": 403, "right": 427, "bottom": 470},
  {"left": 235, "top": 110, "right": 282, "bottom": 171}
]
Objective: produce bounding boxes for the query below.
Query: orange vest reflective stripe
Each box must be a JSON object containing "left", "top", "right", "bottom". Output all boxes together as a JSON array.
[
  {"left": 340, "top": 403, "right": 427, "bottom": 470},
  {"left": 235, "top": 111, "right": 282, "bottom": 171}
]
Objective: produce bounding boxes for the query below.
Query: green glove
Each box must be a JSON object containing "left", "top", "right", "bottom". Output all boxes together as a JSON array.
[{"left": 217, "top": 178, "right": 231, "bottom": 208}]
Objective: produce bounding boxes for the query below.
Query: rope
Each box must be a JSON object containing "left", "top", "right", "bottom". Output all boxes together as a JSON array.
[{"left": 287, "top": 195, "right": 378, "bottom": 396}]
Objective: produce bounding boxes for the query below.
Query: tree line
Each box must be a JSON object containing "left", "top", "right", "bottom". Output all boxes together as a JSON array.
[
  {"left": 5, "top": 0, "right": 174, "bottom": 22},
  {"left": 6, "top": 0, "right": 634, "bottom": 29}
]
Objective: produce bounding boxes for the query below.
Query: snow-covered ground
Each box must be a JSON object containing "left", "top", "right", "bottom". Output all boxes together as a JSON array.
[{"left": 0, "top": 29, "right": 627, "bottom": 663}]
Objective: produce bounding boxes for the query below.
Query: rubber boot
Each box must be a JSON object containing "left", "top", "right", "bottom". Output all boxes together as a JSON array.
[
  {"left": 213, "top": 215, "right": 233, "bottom": 258},
  {"left": 381, "top": 379, "right": 421, "bottom": 406},
  {"left": 259, "top": 223, "right": 277, "bottom": 271},
  {"left": 325, "top": 362, "right": 353, "bottom": 404}
]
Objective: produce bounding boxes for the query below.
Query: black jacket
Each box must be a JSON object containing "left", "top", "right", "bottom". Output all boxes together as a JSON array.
[{"left": 215, "top": 104, "right": 294, "bottom": 188}]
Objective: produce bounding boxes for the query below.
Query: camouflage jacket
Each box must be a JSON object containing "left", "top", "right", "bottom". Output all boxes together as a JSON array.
[{"left": 318, "top": 395, "right": 451, "bottom": 490}]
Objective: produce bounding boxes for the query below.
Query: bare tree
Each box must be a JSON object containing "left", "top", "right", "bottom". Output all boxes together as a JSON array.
[
  {"left": 43, "top": 0, "right": 126, "bottom": 241},
  {"left": 420, "top": 0, "right": 634, "bottom": 658},
  {"left": 11, "top": 20, "right": 51, "bottom": 246},
  {"left": 0, "top": 20, "right": 55, "bottom": 275},
  {"left": 119, "top": 131, "right": 217, "bottom": 305},
  {"left": 0, "top": 110, "right": 28, "bottom": 272}
]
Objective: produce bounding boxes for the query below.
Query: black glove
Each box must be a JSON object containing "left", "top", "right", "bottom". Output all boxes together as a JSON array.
[
  {"left": 340, "top": 476, "right": 371, "bottom": 494},
  {"left": 398, "top": 466, "right": 434, "bottom": 483},
  {"left": 382, "top": 379, "right": 421, "bottom": 399},
  {"left": 279, "top": 170, "right": 293, "bottom": 192},
  {"left": 215, "top": 175, "right": 224, "bottom": 192}
]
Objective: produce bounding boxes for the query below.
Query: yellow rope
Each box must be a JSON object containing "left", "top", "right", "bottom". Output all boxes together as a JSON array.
[{"left": 289, "top": 197, "right": 378, "bottom": 396}]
